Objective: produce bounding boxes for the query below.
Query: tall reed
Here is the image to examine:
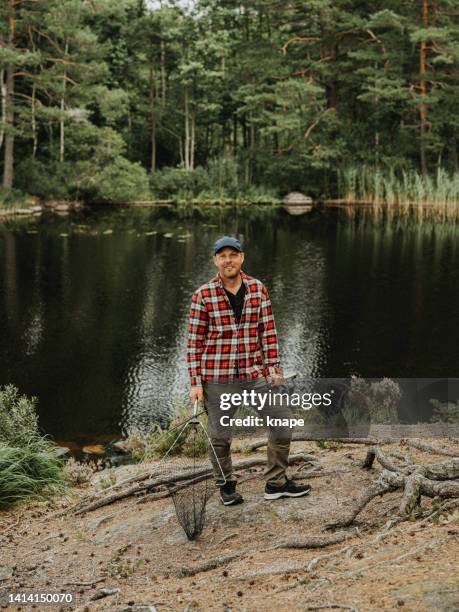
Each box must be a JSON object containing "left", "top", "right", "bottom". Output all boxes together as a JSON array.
[{"left": 338, "top": 166, "right": 459, "bottom": 218}]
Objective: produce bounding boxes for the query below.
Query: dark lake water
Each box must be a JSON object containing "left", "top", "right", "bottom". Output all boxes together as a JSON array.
[{"left": 0, "top": 206, "right": 458, "bottom": 449}]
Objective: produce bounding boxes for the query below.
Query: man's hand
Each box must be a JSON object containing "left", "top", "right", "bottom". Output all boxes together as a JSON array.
[
  {"left": 267, "top": 366, "right": 284, "bottom": 387},
  {"left": 189, "top": 386, "right": 204, "bottom": 404}
]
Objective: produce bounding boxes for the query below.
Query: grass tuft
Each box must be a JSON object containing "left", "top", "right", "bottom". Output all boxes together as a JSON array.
[{"left": 0, "top": 442, "right": 68, "bottom": 508}]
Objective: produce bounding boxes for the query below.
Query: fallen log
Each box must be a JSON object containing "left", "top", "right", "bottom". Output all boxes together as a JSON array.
[
  {"left": 403, "top": 438, "right": 458, "bottom": 458},
  {"left": 244, "top": 434, "right": 382, "bottom": 452}
]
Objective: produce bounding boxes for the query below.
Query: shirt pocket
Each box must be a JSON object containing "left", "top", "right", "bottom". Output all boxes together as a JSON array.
[{"left": 242, "top": 296, "right": 261, "bottom": 319}]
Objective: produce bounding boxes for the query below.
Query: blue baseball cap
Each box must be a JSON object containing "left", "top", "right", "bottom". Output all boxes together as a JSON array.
[{"left": 213, "top": 236, "right": 242, "bottom": 255}]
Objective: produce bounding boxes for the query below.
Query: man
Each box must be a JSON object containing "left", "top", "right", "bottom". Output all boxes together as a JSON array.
[{"left": 187, "top": 235, "right": 311, "bottom": 505}]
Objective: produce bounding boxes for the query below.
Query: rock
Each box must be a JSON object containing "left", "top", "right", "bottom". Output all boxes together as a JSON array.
[
  {"left": 30, "top": 206, "right": 42, "bottom": 213},
  {"left": 282, "top": 191, "right": 313, "bottom": 206},
  {"left": 15, "top": 208, "right": 34, "bottom": 215},
  {"left": 54, "top": 203, "right": 70, "bottom": 212},
  {"left": 0, "top": 565, "right": 14, "bottom": 581},
  {"left": 112, "top": 440, "right": 130, "bottom": 454},
  {"left": 53, "top": 446, "right": 71, "bottom": 460},
  {"left": 282, "top": 191, "right": 313, "bottom": 216}
]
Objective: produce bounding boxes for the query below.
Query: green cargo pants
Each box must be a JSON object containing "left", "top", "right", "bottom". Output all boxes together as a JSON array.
[{"left": 203, "top": 376, "right": 293, "bottom": 486}]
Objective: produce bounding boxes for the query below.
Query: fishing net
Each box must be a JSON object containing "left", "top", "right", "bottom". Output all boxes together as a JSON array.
[{"left": 153, "top": 401, "right": 225, "bottom": 540}]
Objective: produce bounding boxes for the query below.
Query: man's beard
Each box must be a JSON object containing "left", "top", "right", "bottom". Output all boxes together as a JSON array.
[{"left": 221, "top": 267, "right": 240, "bottom": 278}]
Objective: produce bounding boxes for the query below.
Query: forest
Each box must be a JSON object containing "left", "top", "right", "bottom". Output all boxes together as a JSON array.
[{"left": 1, "top": 0, "right": 458, "bottom": 205}]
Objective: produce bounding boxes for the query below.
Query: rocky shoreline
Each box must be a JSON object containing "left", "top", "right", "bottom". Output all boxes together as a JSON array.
[{"left": 1, "top": 438, "right": 457, "bottom": 611}]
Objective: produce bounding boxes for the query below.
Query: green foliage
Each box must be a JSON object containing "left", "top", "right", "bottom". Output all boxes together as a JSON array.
[
  {"left": 126, "top": 403, "right": 208, "bottom": 461},
  {"left": 150, "top": 167, "right": 211, "bottom": 199},
  {"left": 0, "top": 187, "right": 33, "bottom": 210},
  {"left": 338, "top": 166, "right": 459, "bottom": 213},
  {"left": 315, "top": 440, "right": 341, "bottom": 450},
  {"left": 2, "top": 0, "right": 459, "bottom": 208},
  {"left": 15, "top": 128, "right": 150, "bottom": 203},
  {"left": 430, "top": 399, "right": 459, "bottom": 424},
  {"left": 343, "top": 377, "right": 401, "bottom": 425},
  {"left": 15, "top": 159, "right": 71, "bottom": 200},
  {"left": 0, "top": 385, "right": 41, "bottom": 447},
  {"left": 150, "top": 159, "right": 279, "bottom": 201},
  {"left": 0, "top": 443, "right": 68, "bottom": 508},
  {"left": 95, "top": 157, "right": 150, "bottom": 202}
]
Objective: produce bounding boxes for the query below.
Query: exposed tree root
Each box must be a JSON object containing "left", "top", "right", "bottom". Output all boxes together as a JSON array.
[
  {"left": 275, "top": 534, "right": 453, "bottom": 595},
  {"left": 326, "top": 446, "right": 459, "bottom": 530},
  {"left": 67, "top": 452, "right": 313, "bottom": 516},
  {"left": 305, "top": 605, "right": 359, "bottom": 612},
  {"left": 325, "top": 479, "right": 395, "bottom": 529},
  {"left": 175, "top": 530, "right": 356, "bottom": 578},
  {"left": 177, "top": 553, "right": 242, "bottom": 577},
  {"left": 240, "top": 500, "right": 458, "bottom": 590},
  {"left": 268, "top": 530, "right": 357, "bottom": 551},
  {"left": 291, "top": 468, "right": 352, "bottom": 480}
]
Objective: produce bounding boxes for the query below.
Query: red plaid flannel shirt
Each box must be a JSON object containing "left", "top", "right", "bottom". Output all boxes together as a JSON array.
[{"left": 187, "top": 271, "right": 281, "bottom": 386}]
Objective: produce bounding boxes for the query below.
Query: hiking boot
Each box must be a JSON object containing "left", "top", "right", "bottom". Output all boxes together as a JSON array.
[
  {"left": 220, "top": 481, "right": 244, "bottom": 506},
  {"left": 264, "top": 479, "right": 311, "bottom": 500}
]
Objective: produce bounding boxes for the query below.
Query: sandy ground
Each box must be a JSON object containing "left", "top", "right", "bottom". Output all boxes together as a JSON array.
[{"left": 1, "top": 440, "right": 458, "bottom": 612}]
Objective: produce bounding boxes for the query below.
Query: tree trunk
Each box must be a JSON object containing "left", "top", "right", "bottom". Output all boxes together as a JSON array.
[
  {"left": 184, "top": 87, "right": 190, "bottom": 169},
  {"left": 3, "top": 4, "right": 15, "bottom": 190},
  {"left": 190, "top": 110, "right": 195, "bottom": 170},
  {"left": 0, "top": 68, "right": 5, "bottom": 150},
  {"left": 160, "top": 39, "right": 166, "bottom": 106},
  {"left": 31, "top": 83, "right": 37, "bottom": 158},
  {"left": 149, "top": 65, "right": 156, "bottom": 173},
  {"left": 419, "top": 0, "right": 429, "bottom": 176},
  {"left": 179, "top": 137, "right": 184, "bottom": 166},
  {"left": 59, "top": 40, "right": 68, "bottom": 164}
]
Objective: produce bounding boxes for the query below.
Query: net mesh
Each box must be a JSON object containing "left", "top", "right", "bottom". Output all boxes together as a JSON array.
[{"left": 153, "top": 409, "right": 224, "bottom": 540}]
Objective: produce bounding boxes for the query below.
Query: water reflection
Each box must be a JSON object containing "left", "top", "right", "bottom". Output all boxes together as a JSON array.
[{"left": 0, "top": 208, "right": 457, "bottom": 446}]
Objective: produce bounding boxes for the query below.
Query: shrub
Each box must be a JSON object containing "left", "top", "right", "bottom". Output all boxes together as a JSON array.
[
  {"left": 0, "top": 385, "right": 41, "bottom": 447},
  {"left": 95, "top": 157, "right": 150, "bottom": 202},
  {"left": 0, "top": 186, "right": 33, "bottom": 209},
  {"left": 125, "top": 403, "right": 208, "bottom": 461},
  {"left": 97, "top": 469, "right": 117, "bottom": 490},
  {"left": 150, "top": 166, "right": 211, "bottom": 199},
  {"left": 344, "top": 376, "right": 401, "bottom": 425},
  {"left": 15, "top": 159, "right": 71, "bottom": 200},
  {"left": 430, "top": 399, "right": 459, "bottom": 423},
  {"left": 64, "top": 457, "right": 95, "bottom": 486}
]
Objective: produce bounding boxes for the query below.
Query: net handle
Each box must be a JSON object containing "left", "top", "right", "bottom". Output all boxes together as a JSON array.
[{"left": 193, "top": 399, "right": 199, "bottom": 417}]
